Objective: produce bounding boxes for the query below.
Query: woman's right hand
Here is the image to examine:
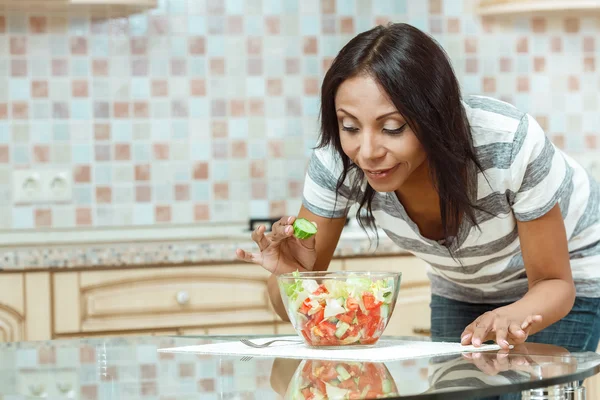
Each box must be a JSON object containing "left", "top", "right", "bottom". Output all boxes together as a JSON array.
[{"left": 236, "top": 216, "right": 318, "bottom": 275}]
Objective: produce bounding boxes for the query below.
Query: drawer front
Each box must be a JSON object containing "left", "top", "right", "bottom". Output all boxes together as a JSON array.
[
  {"left": 83, "top": 276, "right": 269, "bottom": 317},
  {"left": 54, "top": 264, "right": 282, "bottom": 334}
]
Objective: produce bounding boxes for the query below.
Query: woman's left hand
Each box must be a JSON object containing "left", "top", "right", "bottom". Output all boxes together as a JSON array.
[{"left": 460, "top": 309, "right": 543, "bottom": 350}]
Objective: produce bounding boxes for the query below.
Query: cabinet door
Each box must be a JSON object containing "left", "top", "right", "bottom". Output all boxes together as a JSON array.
[{"left": 0, "top": 274, "right": 25, "bottom": 342}]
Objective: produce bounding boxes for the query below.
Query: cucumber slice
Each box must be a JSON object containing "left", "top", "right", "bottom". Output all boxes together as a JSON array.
[
  {"left": 380, "top": 304, "right": 389, "bottom": 318},
  {"left": 335, "top": 322, "right": 350, "bottom": 338},
  {"left": 382, "top": 379, "right": 393, "bottom": 394},
  {"left": 336, "top": 365, "right": 352, "bottom": 381},
  {"left": 293, "top": 218, "right": 317, "bottom": 239}
]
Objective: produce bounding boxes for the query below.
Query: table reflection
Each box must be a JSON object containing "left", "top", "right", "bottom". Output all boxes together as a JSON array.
[{"left": 270, "top": 343, "right": 579, "bottom": 398}]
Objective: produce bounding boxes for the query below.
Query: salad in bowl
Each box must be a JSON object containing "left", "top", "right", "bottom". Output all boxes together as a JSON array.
[{"left": 277, "top": 271, "right": 401, "bottom": 347}]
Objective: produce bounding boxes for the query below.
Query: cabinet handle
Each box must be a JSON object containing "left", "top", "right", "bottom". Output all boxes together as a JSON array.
[
  {"left": 413, "top": 327, "right": 431, "bottom": 335},
  {"left": 176, "top": 290, "right": 190, "bottom": 305}
]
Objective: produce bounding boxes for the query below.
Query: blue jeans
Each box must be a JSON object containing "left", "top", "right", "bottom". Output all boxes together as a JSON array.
[{"left": 430, "top": 294, "right": 600, "bottom": 400}]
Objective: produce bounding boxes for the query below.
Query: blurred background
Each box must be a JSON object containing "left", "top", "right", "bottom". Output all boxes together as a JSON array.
[
  {"left": 0, "top": 0, "right": 598, "bottom": 232},
  {"left": 1, "top": 1, "right": 600, "bottom": 397}
]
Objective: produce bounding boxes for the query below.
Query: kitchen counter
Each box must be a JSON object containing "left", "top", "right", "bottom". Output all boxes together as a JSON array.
[
  {"left": 1, "top": 334, "right": 599, "bottom": 399},
  {"left": 0, "top": 223, "right": 406, "bottom": 270}
]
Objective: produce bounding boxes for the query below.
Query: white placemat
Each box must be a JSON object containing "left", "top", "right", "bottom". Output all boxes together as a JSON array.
[{"left": 158, "top": 336, "right": 503, "bottom": 362}]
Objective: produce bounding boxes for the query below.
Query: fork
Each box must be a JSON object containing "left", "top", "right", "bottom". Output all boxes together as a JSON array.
[
  {"left": 239, "top": 338, "right": 302, "bottom": 348},
  {"left": 239, "top": 356, "right": 253, "bottom": 362}
]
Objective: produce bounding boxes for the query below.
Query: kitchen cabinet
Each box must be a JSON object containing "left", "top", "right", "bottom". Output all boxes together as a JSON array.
[
  {"left": 477, "top": 0, "right": 600, "bottom": 15},
  {"left": 0, "top": 272, "right": 50, "bottom": 343},
  {"left": 1, "top": 256, "right": 430, "bottom": 340},
  {"left": 0, "top": 273, "right": 24, "bottom": 343},
  {"left": 52, "top": 260, "right": 344, "bottom": 337}
]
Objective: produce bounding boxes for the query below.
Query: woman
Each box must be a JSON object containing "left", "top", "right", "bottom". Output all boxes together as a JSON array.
[{"left": 236, "top": 23, "right": 600, "bottom": 355}]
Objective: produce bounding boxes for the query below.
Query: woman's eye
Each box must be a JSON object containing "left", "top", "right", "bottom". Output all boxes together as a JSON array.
[
  {"left": 342, "top": 126, "right": 359, "bottom": 132},
  {"left": 383, "top": 123, "right": 407, "bottom": 135}
]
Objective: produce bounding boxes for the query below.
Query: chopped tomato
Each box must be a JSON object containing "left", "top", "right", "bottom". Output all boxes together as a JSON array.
[
  {"left": 346, "top": 297, "right": 359, "bottom": 311},
  {"left": 337, "top": 310, "right": 355, "bottom": 324},
  {"left": 301, "top": 387, "right": 314, "bottom": 399},
  {"left": 357, "top": 311, "right": 370, "bottom": 326},
  {"left": 312, "top": 308, "right": 325, "bottom": 324},
  {"left": 370, "top": 304, "right": 381, "bottom": 318},
  {"left": 315, "top": 379, "right": 327, "bottom": 395},
  {"left": 358, "top": 375, "right": 371, "bottom": 391},
  {"left": 313, "top": 284, "right": 328, "bottom": 295},
  {"left": 318, "top": 321, "right": 337, "bottom": 337},
  {"left": 363, "top": 293, "right": 380, "bottom": 310},
  {"left": 349, "top": 364, "right": 362, "bottom": 377},
  {"left": 312, "top": 326, "right": 324, "bottom": 337},
  {"left": 366, "top": 317, "right": 380, "bottom": 337},
  {"left": 346, "top": 324, "right": 361, "bottom": 338},
  {"left": 301, "top": 329, "right": 312, "bottom": 343},
  {"left": 319, "top": 365, "right": 339, "bottom": 381},
  {"left": 366, "top": 391, "right": 382, "bottom": 398},
  {"left": 300, "top": 298, "right": 312, "bottom": 314},
  {"left": 302, "top": 360, "right": 313, "bottom": 376},
  {"left": 338, "top": 377, "right": 358, "bottom": 390}
]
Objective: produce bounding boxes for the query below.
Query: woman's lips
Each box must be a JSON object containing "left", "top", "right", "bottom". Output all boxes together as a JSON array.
[{"left": 364, "top": 164, "right": 399, "bottom": 180}]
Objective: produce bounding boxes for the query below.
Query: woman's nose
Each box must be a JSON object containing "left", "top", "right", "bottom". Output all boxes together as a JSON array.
[{"left": 360, "top": 131, "right": 386, "bottom": 160}]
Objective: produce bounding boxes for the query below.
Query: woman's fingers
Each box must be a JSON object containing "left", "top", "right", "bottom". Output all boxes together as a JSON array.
[
  {"left": 508, "top": 322, "right": 527, "bottom": 339},
  {"left": 461, "top": 330, "right": 473, "bottom": 345},
  {"left": 472, "top": 315, "right": 493, "bottom": 347},
  {"left": 251, "top": 224, "right": 270, "bottom": 251},
  {"left": 269, "top": 216, "right": 296, "bottom": 242},
  {"left": 235, "top": 248, "right": 263, "bottom": 266},
  {"left": 494, "top": 326, "right": 511, "bottom": 350},
  {"left": 521, "top": 315, "right": 543, "bottom": 330}
]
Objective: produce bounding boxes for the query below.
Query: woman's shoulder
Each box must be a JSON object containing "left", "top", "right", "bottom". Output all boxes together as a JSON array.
[
  {"left": 463, "top": 95, "right": 531, "bottom": 153},
  {"left": 308, "top": 144, "right": 364, "bottom": 187},
  {"left": 463, "top": 95, "right": 526, "bottom": 124}
]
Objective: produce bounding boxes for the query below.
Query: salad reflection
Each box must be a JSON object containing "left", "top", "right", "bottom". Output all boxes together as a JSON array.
[{"left": 272, "top": 358, "right": 400, "bottom": 399}]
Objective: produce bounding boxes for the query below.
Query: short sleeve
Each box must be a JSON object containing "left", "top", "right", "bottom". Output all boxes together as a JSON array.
[
  {"left": 509, "top": 113, "right": 571, "bottom": 222},
  {"left": 302, "top": 146, "right": 357, "bottom": 218}
]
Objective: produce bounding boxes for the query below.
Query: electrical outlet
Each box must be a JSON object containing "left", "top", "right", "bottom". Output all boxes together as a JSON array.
[{"left": 12, "top": 169, "right": 73, "bottom": 204}]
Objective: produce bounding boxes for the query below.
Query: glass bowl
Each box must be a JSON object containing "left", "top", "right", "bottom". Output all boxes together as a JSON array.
[{"left": 277, "top": 271, "right": 402, "bottom": 347}]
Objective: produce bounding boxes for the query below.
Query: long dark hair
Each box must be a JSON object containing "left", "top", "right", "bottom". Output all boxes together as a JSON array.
[{"left": 318, "top": 23, "right": 485, "bottom": 243}]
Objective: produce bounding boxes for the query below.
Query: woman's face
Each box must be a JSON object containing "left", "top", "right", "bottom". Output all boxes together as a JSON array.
[{"left": 335, "top": 74, "right": 428, "bottom": 193}]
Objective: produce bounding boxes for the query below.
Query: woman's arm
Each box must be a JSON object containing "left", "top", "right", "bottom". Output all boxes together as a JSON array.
[
  {"left": 267, "top": 205, "right": 347, "bottom": 321},
  {"left": 493, "top": 203, "right": 576, "bottom": 334},
  {"left": 465, "top": 203, "right": 576, "bottom": 348}
]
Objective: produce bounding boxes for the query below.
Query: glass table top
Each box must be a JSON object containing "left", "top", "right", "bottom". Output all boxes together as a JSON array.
[{"left": 0, "top": 334, "right": 598, "bottom": 399}]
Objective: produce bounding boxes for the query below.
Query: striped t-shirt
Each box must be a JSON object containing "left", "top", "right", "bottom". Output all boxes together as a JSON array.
[{"left": 303, "top": 95, "right": 600, "bottom": 303}]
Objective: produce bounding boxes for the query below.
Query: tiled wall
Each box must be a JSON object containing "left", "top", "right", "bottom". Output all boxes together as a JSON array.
[{"left": 0, "top": 0, "right": 598, "bottom": 229}]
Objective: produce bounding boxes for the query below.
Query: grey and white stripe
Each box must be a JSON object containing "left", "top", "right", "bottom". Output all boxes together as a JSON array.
[{"left": 302, "top": 95, "right": 600, "bottom": 302}]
